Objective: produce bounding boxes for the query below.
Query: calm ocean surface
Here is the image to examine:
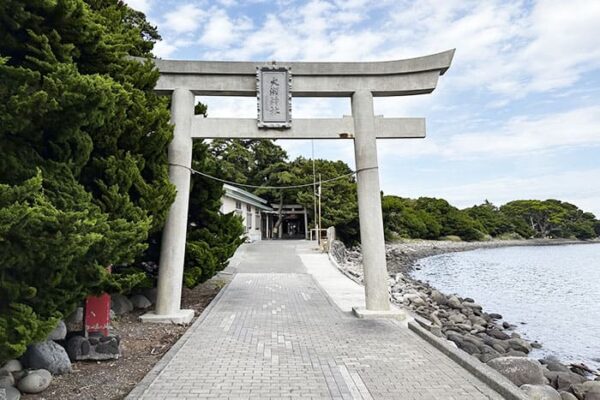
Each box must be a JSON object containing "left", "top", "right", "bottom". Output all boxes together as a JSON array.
[{"left": 412, "top": 243, "right": 600, "bottom": 370}]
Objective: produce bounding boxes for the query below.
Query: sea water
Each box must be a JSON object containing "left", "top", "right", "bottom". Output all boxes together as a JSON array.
[{"left": 412, "top": 243, "right": 600, "bottom": 370}]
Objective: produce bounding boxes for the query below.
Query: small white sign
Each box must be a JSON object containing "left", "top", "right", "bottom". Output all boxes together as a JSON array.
[{"left": 257, "top": 65, "right": 292, "bottom": 128}]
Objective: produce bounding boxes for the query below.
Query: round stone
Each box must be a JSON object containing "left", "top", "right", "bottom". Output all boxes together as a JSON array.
[
  {"left": 1, "top": 386, "right": 21, "bottom": 400},
  {"left": 17, "top": 369, "right": 52, "bottom": 394},
  {"left": 0, "top": 361, "right": 22, "bottom": 373}
]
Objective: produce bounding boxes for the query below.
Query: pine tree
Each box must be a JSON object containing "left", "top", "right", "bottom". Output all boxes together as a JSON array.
[{"left": 0, "top": 0, "right": 173, "bottom": 361}]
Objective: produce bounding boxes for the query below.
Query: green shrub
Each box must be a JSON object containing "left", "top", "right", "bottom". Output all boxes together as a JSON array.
[{"left": 440, "top": 235, "right": 462, "bottom": 242}]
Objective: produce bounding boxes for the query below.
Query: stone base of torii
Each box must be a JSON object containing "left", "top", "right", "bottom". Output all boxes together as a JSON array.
[{"left": 139, "top": 50, "right": 455, "bottom": 324}]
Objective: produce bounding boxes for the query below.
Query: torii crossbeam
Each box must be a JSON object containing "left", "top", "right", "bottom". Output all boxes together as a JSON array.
[{"left": 141, "top": 50, "right": 455, "bottom": 323}]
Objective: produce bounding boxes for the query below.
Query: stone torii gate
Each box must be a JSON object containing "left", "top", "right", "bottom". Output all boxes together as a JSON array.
[{"left": 140, "top": 50, "right": 455, "bottom": 324}]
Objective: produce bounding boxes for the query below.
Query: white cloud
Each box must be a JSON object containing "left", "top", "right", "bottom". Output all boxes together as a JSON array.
[
  {"left": 218, "top": 0, "right": 237, "bottom": 7},
  {"left": 153, "top": 40, "right": 177, "bottom": 58},
  {"left": 379, "top": 105, "right": 600, "bottom": 160},
  {"left": 124, "top": 0, "right": 151, "bottom": 13},
  {"left": 151, "top": 0, "right": 600, "bottom": 100},
  {"left": 163, "top": 4, "right": 206, "bottom": 34},
  {"left": 381, "top": 0, "right": 600, "bottom": 98},
  {"left": 200, "top": 11, "right": 252, "bottom": 48}
]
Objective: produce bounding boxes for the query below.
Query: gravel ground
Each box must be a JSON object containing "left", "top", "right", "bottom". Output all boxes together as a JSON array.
[{"left": 22, "top": 277, "right": 227, "bottom": 400}]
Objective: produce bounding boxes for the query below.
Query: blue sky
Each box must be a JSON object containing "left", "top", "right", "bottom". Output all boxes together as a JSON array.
[{"left": 126, "top": 0, "right": 600, "bottom": 215}]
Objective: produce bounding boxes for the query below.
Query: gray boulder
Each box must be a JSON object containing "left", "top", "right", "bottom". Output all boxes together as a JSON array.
[
  {"left": 586, "top": 391, "right": 600, "bottom": 400},
  {"left": 584, "top": 381, "right": 600, "bottom": 400},
  {"left": 430, "top": 290, "right": 447, "bottom": 305},
  {"left": 130, "top": 294, "right": 152, "bottom": 309},
  {"left": 410, "top": 296, "right": 426, "bottom": 307},
  {"left": 446, "top": 333, "right": 464, "bottom": 347},
  {"left": 469, "top": 315, "right": 488, "bottom": 326},
  {"left": 65, "top": 307, "right": 84, "bottom": 332},
  {"left": 142, "top": 288, "right": 158, "bottom": 305},
  {"left": 508, "top": 338, "right": 532, "bottom": 353},
  {"left": 0, "top": 369, "right": 15, "bottom": 388},
  {"left": 17, "top": 369, "right": 51, "bottom": 394},
  {"left": 11, "top": 371, "right": 25, "bottom": 382},
  {"left": 583, "top": 381, "right": 600, "bottom": 392},
  {"left": 447, "top": 296, "right": 462, "bottom": 309},
  {"left": 67, "top": 334, "right": 120, "bottom": 361},
  {"left": 520, "top": 384, "right": 561, "bottom": 400},
  {"left": 506, "top": 350, "right": 529, "bottom": 357},
  {"left": 559, "top": 392, "right": 577, "bottom": 400},
  {"left": 570, "top": 383, "right": 586, "bottom": 399},
  {"left": 463, "top": 302, "right": 483, "bottom": 311},
  {"left": 547, "top": 362, "right": 571, "bottom": 373},
  {"left": 22, "top": 340, "right": 72, "bottom": 375},
  {"left": 0, "top": 361, "right": 21, "bottom": 374},
  {"left": 462, "top": 335, "right": 484, "bottom": 350},
  {"left": 458, "top": 341, "right": 479, "bottom": 355},
  {"left": 479, "top": 353, "right": 500, "bottom": 363},
  {"left": 0, "top": 386, "right": 21, "bottom": 400},
  {"left": 487, "top": 356, "right": 546, "bottom": 386},
  {"left": 47, "top": 320, "right": 67, "bottom": 341},
  {"left": 111, "top": 293, "right": 133, "bottom": 315},
  {"left": 554, "top": 372, "right": 585, "bottom": 391},
  {"left": 488, "top": 329, "right": 511, "bottom": 340},
  {"left": 449, "top": 313, "right": 467, "bottom": 324},
  {"left": 66, "top": 336, "right": 91, "bottom": 361}
]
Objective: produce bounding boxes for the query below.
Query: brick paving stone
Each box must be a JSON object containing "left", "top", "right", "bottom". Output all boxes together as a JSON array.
[{"left": 130, "top": 242, "right": 504, "bottom": 399}]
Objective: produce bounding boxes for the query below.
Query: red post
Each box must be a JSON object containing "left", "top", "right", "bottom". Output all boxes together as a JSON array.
[
  {"left": 84, "top": 265, "right": 112, "bottom": 336},
  {"left": 85, "top": 293, "right": 111, "bottom": 336}
]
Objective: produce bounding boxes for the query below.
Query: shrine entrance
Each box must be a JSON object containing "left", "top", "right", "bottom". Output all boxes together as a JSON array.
[
  {"left": 140, "top": 50, "right": 454, "bottom": 324},
  {"left": 263, "top": 204, "right": 308, "bottom": 240}
]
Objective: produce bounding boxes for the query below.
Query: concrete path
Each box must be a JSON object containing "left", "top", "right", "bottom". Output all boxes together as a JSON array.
[{"left": 128, "top": 241, "right": 504, "bottom": 400}]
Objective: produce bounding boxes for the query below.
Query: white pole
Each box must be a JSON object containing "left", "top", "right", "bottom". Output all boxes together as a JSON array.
[
  {"left": 142, "top": 88, "right": 195, "bottom": 324},
  {"left": 318, "top": 174, "right": 322, "bottom": 246},
  {"left": 351, "top": 90, "right": 390, "bottom": 312}
]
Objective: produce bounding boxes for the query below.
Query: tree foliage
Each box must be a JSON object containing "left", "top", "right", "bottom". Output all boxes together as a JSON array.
[
  {"left": 500, "top": 200, "right": 598, "bottom": 239},
  {"left": 383, "top": 195, "right": 599, "bottom": 242},
  {"left": 182, "top": 139, "right": 245, "bottom": 288},
  {"left": 208, "top": 140, "right": 359, "bottom": 243},
  {"left": 0, "top": 0, "right": 173, "bottom": 361},
  {"left": 383, "top": 196, "right": 485, "bottom": 241}
]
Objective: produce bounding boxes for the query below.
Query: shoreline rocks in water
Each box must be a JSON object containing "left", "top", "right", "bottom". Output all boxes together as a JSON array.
[{"left": 330, "top": 238, "right": 600, "bottom": 399}]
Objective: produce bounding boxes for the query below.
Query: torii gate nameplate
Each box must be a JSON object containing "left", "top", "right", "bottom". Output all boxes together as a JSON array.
[
  {"left": 140, "top": 50, "right": 455, "bottom": 324},
  {"left": 257, "top": 65, "right": 292, "bottom": 129}
]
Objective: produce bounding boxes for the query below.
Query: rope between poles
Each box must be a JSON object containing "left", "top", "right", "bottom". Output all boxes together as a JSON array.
[{"left": 167, "top": 163, "right": 379, "bottom": 190}]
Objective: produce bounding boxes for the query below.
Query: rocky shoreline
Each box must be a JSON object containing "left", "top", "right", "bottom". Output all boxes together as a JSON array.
[{"left": 330, "top": 239, "right": 600, "bottom": 400}]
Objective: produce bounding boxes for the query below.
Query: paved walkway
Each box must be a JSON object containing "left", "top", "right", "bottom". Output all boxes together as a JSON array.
[{"left": 128, "top": 241, "right": 504, "bottom": 400}]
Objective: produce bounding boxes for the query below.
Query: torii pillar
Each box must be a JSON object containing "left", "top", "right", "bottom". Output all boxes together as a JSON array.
[{"left": 140, "top": 50, "right": 455, "bottom": 323}]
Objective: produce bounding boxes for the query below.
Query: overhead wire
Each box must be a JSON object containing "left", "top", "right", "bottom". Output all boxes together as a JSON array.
[{"left": 168, "top": 163, "right": 378, "bottom": 190}]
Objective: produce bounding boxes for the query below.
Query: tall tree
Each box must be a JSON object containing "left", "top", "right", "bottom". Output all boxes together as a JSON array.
[{"left": 0, "top": 0, "right": 173, "bottom": 360}]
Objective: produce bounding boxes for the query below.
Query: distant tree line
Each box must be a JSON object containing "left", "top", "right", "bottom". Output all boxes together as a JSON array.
[
  {"left": 383, "top": 197, "right": 600, "bottom": 241},
  {"left": 209, "top": 140, "right": 600, "bottom": 244}
]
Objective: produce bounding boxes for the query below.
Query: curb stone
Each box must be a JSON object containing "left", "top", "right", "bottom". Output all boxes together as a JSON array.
[{"left": 408, "top": 320, "right": 529, "bottom": 400}]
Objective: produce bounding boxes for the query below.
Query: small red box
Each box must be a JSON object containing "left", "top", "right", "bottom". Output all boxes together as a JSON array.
[{"left": 85, "top": 293, "right": 111, "bottom": 336}]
